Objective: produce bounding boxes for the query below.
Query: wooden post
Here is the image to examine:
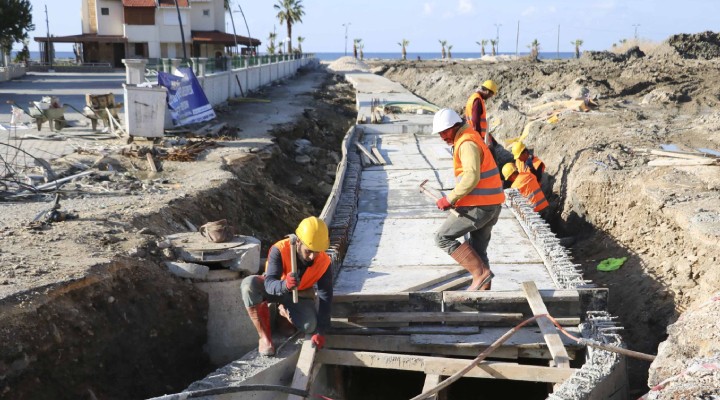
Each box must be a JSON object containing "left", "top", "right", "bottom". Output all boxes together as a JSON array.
[
  {"left": 521, "top": 281, "right": 571, "bottom": 368},
  {"left": 288, "top": 337, "right": 318, "bottom": 400}
]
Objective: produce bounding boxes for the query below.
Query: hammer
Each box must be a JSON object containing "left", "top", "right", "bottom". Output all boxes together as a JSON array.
[{"left": 419, "top": 179, "right": 460, "bottom": 217}]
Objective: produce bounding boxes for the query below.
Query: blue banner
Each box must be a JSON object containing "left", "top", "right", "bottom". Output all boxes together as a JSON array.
[{"left": 158, "top": 67, "right": 216, "bottom": 126}]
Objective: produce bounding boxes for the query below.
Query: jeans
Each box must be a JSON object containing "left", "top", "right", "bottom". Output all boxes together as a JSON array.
[
  {"left": 240, "top": 275, "right": 318, "bottom": 333},
  {"left": 435, "top": 204, "right": 502, "bottom": 265}
]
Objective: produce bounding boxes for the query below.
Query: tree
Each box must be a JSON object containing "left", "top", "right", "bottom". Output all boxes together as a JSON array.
[
  {"left": 267, "top": 31, "right": 277, "bottom": 55},
  {"left": 476, "top": 40, "right": 487, "bottom": 57},
  {"left": 274, "top": 0, "right": 305, "bottom": 55},
  {"left": 398, "top": 39, "right": 409, "bottom": 60},
  {"left": 0, "top": 0, "right": 34, "bottom": 63},
  {"left": 297, "top": 36, "right": 304, "bottom": 54},
  {"left": 528, "top": 39, "right": 540, "bottom": 60},
  {"left": 447, "top": 44, "right": 453, "bottom": 59},
  {"left": 353, "top": 38, "right": 362, "bottom": 59},
  {"left": 439, "top": 40, "right": 447, "bottom": 59},
  {"left": 490, "top": 39, "right": 497, "bottom": 56},
  {"left": 571, "top": 39, "right": 583, "bottom": 59},
  {"left": 358, "top": 42, "right": 364, "bottom": 60}
]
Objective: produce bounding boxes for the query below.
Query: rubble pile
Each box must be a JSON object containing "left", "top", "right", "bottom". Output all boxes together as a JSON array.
[{"left": 666, "top": 31, "right": 720, "bottom": 59}]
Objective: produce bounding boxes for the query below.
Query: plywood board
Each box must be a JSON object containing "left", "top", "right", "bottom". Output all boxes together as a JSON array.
[
  {"left": 410, "top": 326, "right": 582, "bottom": 348},
  {"left": 334, "top": 265, "right": 464, "bottom": 294}
]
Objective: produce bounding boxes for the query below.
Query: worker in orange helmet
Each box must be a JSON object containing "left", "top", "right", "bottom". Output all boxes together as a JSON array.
[
  {"left": 502, "top": 163, "right": 549, "bottom": 215},
  {"left": 511, "top": 141, "right": 545, "bottom": 183},
  {"left": 240, "top": 216, "right": 333, "bottom": 356},
  {"left": 432, "top": 108, "right": 505, "bottom": 291}
]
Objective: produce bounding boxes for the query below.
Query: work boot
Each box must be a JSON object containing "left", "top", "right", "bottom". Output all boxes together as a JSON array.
[
  {"left": 277, "top": 304, "right": 297, "bottom": 337},
  {"left": 450, "top": 242, "right": 494, "bottom": 291},
  {"left": 246, "top": 302, "right": 275, "bottom": 356}
]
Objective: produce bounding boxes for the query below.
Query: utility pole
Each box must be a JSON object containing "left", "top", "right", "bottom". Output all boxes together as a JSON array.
[
  {"left": 557, "top": 24, "right": 560, "bottom": 59},
  {"left": 515, "top": 20, "right": 520, "bottom": 56},
  {"left": 342, "top": 23, "right": 351, "bottom": 56},
  {"left": 632, "top": 24, "right": 640, "bottom": 40},
  {"left": 174, "top": 0, "right": 188, "bottom": 60},
  {"left": 45, "top": 5, "right": 52, "bottom": 70},
  {"left": 494, "top": 23, "right": 502, "bottom": 54}
]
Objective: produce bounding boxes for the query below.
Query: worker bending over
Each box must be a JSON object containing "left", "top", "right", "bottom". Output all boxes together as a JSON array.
[
  {"left": 502, "top": 163, "right": 549, "bottom": 215},
  {"left": 432, "top": 108, "right": 505, "bottom": 290},
  {"left": 512, "top": 141, "right": 545, "bottom": 183},
  {"left": 241, "top": 216, "right": 333, "bottom": 356}
]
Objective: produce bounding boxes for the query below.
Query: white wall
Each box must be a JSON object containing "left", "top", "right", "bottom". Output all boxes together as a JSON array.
[
  {"left": 125, "top": 25, "right": 159, "bottom": 44},
  {"left": 96, "top": 0, "right": 124, "bottom": 36},
  {"left": 159, "top": 9, "right": 192, "bottom": 43},
  {"left": 190, "top": 4, "right": 215, "bottom": 31}
]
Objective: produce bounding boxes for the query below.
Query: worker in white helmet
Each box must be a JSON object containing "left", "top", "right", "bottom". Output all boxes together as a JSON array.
[{"left": 431, "top": 108, "right": 505, "bottom": 290}]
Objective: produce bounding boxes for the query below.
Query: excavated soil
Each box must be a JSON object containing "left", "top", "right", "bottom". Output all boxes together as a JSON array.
[
  {"left": 370, "top": 36, "right": 720, "bottom": 397},
  {"left": 0, "top": 69, "right": 355, "bottom": 399}
]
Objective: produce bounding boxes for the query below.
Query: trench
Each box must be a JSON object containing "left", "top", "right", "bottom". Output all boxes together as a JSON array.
[{"left": 0, "top": 72, "right": 356, "bottom": 399}]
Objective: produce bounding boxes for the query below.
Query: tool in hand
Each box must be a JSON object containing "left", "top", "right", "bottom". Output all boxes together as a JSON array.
[
  {"left": 419, "top": 179, "right": 460, "bottom": 217},
  {"left": 289, "top": 234, "right": 299, "bottom": 303}
]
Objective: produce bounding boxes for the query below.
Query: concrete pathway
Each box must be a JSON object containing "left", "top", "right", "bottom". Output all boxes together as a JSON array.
[{"left": 335, "top": 72, "right": 556, "bottom": 294}]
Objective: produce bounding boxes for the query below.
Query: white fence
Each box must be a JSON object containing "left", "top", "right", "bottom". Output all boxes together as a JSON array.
[{"left": 0, "top": 64, "right": 27, "bottom": 82}]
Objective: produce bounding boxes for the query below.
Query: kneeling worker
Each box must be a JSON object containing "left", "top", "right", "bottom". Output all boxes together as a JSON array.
[
  {"left": 432, "top": 108, "right": 505, "bottom": 291},
  {"left": 511, "top": 141, "right": 545, "bottom": 183},
  {"left": 241, "top": 216, "right": 333, "bottom": 356},
  {"left": 502, "top": 163, "right": 549, "bottom": 215}
]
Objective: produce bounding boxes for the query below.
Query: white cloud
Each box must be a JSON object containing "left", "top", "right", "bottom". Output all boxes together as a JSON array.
[
  {"left": 423, "top": 2, "right": 433, "bottom": 15},
  {"left": 521, "top": 6, "right": 537, "bottom": 17},
  {"left": 593, "top": 1, "right": 616, "bottom": 10},
  {"left": 458, "top": 0, "right": 473, "bottom": 14}
]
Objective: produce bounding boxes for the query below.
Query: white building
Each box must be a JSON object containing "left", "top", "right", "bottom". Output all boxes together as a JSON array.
[{"left": 35, "top": 0, "right": 260, "bottom": 67}]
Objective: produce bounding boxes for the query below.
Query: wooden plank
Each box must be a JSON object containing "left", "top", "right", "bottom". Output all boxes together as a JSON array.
[
  {"left": 422, "top": 374, "right": 443, "bottom": 400},
  {"left": 649, "top": 149, "right": 715, "bottom": 160},
  {"left": 326, "top": 333, "right": 577, "bottom": 360},
  {"left": 348, "top": 311, "right": 524, "bottom": 324},
  {"left": 410, "top": 327, "right": 582, "bottom": 348},
  {"left": 648, "top": 158, "right": 717, "bottom": 166},
  {"left": 370, "top": 146, "right": 388, "bottom": 165},
  {"left": 355, "top": 142, "right": 381, "bottom": 165},
  {"left": 521, "top": 281, "right": 571, "bottom": 368},
  {"left": 430, "top": 275, "right": 473, "bottom": 292},
  {"left": 288, "top": 338, "right": 318, "bottom": 400},
  {"left": 334, "top": 293, "right": 410, "bottom": 303},
  {"left": 442, "top": 289, "right": 581, "bottom": 317},
  {"left": 400, "top": 268, "right": 467, "bottom": 292},
  {"left": 329, "top": 325, "right": 480, "bottom": 335},
  {"left": 316, "top": 350, "right": 576, "bottom": 383},
  {"left": 146, "top": 153, "right": 158, "bottom": 172}
]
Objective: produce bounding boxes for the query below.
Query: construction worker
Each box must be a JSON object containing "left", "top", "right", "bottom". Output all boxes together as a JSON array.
[
  {"left": 502, "top": 163, "right": 549, "bottom": 214},
  {"left": 240, "top": 216, "right": 333, "bottom": 356},
  {"left": 511, "top": 141, "right": 545, "bottom": 183},
  {"left": 432, "top": 108, "right": 505, "bottom": 290},
  {"left": 465, "top": 80, "right": 515, "bottom": 170}
]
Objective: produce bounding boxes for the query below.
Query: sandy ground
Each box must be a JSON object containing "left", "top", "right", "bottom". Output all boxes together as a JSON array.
[{"left": 370, "top": 33, "right": 720, "bottom": 398}]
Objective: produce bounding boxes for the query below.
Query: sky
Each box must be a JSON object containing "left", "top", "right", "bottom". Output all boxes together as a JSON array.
[{"left": 19, "top": 0, "right": 719, "bottom": 54}]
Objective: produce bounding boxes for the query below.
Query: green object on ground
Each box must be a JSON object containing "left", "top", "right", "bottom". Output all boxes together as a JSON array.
[{"left": 597, "top": 257, "right": 627, "bottom": 272}]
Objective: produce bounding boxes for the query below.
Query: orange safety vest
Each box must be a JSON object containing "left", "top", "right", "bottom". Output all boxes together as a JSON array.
[
  {"left": 453, "top": 124, "right": 505, "bottom": 207},
  {"left": 511, "top": 172, "right": 548, "bottom": 212},
  {"left": 464, "top": 92, "right": 488, "bottom": 139},
  {"left": 264, "top": 238, "right": 331, "bottom": 291},
  {"left": 516, "top": 155, "right": 545, "bottom": 175}
]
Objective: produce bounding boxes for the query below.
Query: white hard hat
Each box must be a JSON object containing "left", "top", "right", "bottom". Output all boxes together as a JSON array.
[{"left": 432, "top": 108, "right": 462, "bottom": 134}]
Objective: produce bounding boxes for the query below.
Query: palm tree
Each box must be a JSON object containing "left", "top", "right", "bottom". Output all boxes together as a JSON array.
[
  {"left": 398, "top": 39, "right": 409, "bottom": 60},
  {"left": 267, "top": 31, "right": 277, "bottom": 55},
  {"left": 476, "top": 40, "right": 487, "bottom": 57},
  {"left": 490, "top": 39, "right": 497, "bottom": 56},
  {"left": 571, "top": 39, "right": 583, "bottom": 59},
  {"left": 528, "top": 39, "right": 540, "bottom": 60},
  {"left": 447, "top": 44, "right": 453, "bottom": 59},
  {"left": 274, "top": 0, "right": 305, "bottom": 54},
  {"left": 358, "top": 42, "right": 364, "bottom": 60},
  {"left": 439, "top": 40, "right": 447, "bottom": 59},
  {"left": 353, "top": 38, "right": 362, "bottom": 59},
  {"left": 297, "top": 36, "right": 305, "bottom": 54}
]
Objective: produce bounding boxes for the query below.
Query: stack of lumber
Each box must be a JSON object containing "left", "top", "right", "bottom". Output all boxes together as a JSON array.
[{"left": 643, "top": 149, "right": 720, "bottom": 166}]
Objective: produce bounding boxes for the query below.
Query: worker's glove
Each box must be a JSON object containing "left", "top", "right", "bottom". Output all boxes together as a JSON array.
[
  {"left": 284, "top": 272, "right": 298, "bottom": 291},
  {"left": 436, "top": 197, "right": 452, "bottom": 211},
  {"left": 311, "top": 333, "right": 325, "bottom": 349}
]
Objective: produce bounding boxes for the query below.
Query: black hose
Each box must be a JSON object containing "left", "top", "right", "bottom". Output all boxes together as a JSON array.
[{"left": 149, "top": 384, "right": 309, "bottom": 400}]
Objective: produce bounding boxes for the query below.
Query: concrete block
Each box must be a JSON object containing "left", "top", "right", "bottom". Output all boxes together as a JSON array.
[
  {"left": 220, "top": 235, "right": 261, "bottom": 274},
  {"left": 165, "top": 261, "right": 210, "bottom": 279}
]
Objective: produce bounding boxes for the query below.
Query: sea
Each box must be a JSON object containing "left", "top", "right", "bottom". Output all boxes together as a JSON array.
[{"left": 14, "top": 50, "right": 577, "bottom": 62}]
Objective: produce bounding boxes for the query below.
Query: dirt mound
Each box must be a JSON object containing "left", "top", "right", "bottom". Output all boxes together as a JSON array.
[
  {"left": 666, "top": 31, "right": 720, "bottom": 59},
  {"left": 325, "top": 56, "right": 372, "bottom": 73},
  {"left": 581, "top": 46, "right": 645, "bottom": 62}
]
